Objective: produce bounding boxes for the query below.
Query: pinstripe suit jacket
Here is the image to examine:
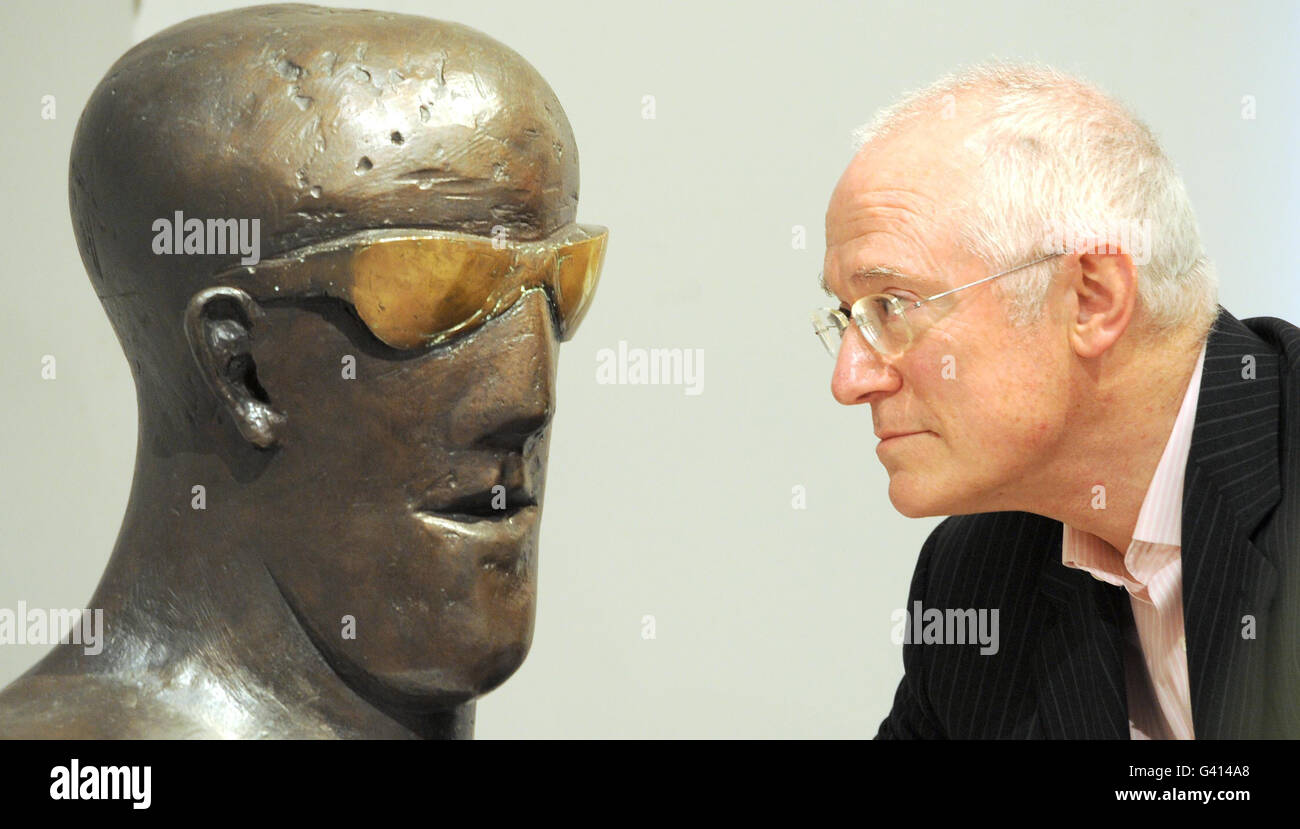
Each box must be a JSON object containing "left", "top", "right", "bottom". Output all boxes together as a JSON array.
[{"left": 877, "top": 308, "right": 1300, "bottom": 739}]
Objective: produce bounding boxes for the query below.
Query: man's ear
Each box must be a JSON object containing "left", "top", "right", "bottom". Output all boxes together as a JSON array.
[
  {"left": 1068, "top": 252, "right": 1138, "bottom": 359},
  {"left": 184, "top": 286, "right": 286, "bottom": 449}
]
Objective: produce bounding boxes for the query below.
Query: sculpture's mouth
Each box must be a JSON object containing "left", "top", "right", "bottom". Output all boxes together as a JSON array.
[
  {"left": 414, "top": 485, "right": 538, "bottom": 526},
  {"left": 411, "top": 498, "right": 540, "bottom": 575}
]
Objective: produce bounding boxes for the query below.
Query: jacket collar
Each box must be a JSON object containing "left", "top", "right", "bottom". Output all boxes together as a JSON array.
[
  {"left": 1033, "top": 307, "right": 1282, "bottom": 738},
  {"left": 1180, "top": 307, "right": 1281, "bottom": 738}
]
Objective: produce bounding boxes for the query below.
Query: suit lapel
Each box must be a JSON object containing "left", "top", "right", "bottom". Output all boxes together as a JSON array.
[
  {"left": 1034, "top": 552, "right": 1131, "bottom": 738},
  {"left": 1030, "top": 308, "right": 1282, "bottom": 739},
  {"left": 1180, "top": 309, "right": 1281, "bottom": 738}
]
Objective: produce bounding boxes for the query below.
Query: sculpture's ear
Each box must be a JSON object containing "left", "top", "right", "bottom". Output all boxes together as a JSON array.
[{"left": 184, "top": 287, "right": 286, "bottom": 449}]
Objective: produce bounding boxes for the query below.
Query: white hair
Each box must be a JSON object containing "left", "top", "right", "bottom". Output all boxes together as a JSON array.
[{"left": 852, "top": 61, "right": 1218, "bottom": 335}]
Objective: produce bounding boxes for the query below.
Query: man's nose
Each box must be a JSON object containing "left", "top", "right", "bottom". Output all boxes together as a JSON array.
[{"left": 831, "top": 325, "right": 900, "bottom": 405}]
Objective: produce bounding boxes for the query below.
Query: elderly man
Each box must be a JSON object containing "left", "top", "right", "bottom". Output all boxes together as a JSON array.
[{"left": 815, "top": 63, "right": 1299, "bottom": 739}]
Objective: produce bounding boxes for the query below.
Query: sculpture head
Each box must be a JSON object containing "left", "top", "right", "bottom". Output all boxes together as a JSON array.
[{"left": 69, "top": 4, "right": 604, "bottom": 717}]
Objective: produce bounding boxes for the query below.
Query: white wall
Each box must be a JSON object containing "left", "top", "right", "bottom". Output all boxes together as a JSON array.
[{"left": 1, "top": 0, "right": 1296, "bottom": 737}]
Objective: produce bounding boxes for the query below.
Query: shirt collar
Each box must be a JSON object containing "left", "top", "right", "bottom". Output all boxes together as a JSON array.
[{"left": 1131, "top": 339, "right": 1206, "bottom": 547}]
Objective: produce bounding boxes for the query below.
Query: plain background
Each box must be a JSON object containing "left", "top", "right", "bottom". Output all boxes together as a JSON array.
[{"left": 0, "top": 0, "right": 1296, "bottom": 738}]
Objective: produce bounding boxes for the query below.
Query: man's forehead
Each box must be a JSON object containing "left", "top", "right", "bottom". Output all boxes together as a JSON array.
[
  {"left": 828, "top": 154, "right": 966, "bottom": 227},
  {"left": 829, "top": 111, "right": 985, "bottom": 216},
  {"left": 823, "top": 136, "right": 977, "bottom": 299}
]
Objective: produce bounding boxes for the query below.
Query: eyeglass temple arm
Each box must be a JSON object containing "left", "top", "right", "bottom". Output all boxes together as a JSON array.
[
  {"left": 913, "top": 252, "right": 1064, "bottom": 308},
  {"left": 211, "top": 248, "right": 354, "bottom": 298}
]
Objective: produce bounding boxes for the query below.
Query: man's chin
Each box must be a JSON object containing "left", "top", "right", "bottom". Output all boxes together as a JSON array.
[{"left": 887, "top": 475, "right": 949, "bottom": 518}]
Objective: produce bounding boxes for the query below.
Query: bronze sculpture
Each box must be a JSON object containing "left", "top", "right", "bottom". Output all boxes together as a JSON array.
[{"left": 0, "top": 3, "right": 605, "bottom": 738}]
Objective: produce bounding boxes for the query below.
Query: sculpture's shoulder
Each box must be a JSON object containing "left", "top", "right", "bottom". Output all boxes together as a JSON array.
[
  {"left": 0, "top": 672, "right": 216, "bottom": 739},
  {"left": 0, "top": 667, "right": 411, "bottom": 739}
]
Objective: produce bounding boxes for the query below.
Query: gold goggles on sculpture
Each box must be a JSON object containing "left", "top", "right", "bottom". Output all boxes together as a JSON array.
[{"left": 213, "top": 223, "right": 607, "bottom": 349}]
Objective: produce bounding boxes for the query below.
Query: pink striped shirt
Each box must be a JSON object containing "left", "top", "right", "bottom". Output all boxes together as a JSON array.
[{"left": 1061, "top": 341, "right": 1206, "bottom": 740}]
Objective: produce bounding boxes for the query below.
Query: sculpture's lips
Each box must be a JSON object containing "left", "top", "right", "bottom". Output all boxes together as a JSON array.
[
  {"left": 416, "top": 486, "right": 536, "bottom": 524},
  {"left": 411, "top": 504, "right": 540, "bottom": 575},
  {"left": 416, "top": 504, "right": 538, "bottom": 530}
]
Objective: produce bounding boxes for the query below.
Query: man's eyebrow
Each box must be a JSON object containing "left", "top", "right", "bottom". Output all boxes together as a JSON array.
[
  {"left": 820, "top": 264, "right": 925, "bottom": 301},
  {"left": 851, "top": 264, "right": 911, "bottom": 282},
  {"left": 818, "top": 271, "right": 835, "bottom": 297}
]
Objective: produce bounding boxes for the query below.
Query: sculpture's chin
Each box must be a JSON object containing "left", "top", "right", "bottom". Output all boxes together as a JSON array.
[{"left": 362, "top": 644, "right": 531, "bottom": 711}]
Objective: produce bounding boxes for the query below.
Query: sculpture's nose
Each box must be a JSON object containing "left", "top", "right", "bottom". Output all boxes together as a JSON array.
[{"left": 447, "top": 289, "right": 559, "bottom": 450}]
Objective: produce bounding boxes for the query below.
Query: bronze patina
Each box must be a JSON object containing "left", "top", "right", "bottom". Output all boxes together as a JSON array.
[{"left": 0, "top": 3, "right": 605, "bottom": 738}]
